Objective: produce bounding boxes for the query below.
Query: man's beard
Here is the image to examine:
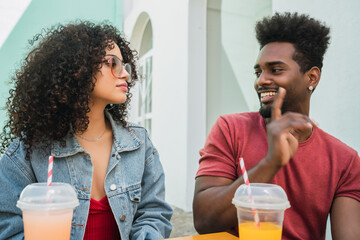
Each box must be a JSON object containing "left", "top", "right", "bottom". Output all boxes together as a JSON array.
[
  {"left": 259, "top": 101, "right": 289, "bottom": 119},
  {"left": 259, "top": 104, "right": 272, "bottom": 118}
]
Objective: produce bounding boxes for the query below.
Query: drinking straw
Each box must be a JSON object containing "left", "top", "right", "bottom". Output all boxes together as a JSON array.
[
  {"left": 46, "top": 155, "right": 54, "bottom": 204},
  {"left": 47, "top": 156, "right": 53, "bottom": 187},
  {"left": 239, "top": 157, "right": 260, "bottom": 227}
]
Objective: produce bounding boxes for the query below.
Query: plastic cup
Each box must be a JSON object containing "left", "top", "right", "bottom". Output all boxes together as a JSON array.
[
  {"left": 17, "top": 182, "right": 79, "bottom": 240},
  {"left": 232, "top": 183, "right": 290, "bottom": 240}
]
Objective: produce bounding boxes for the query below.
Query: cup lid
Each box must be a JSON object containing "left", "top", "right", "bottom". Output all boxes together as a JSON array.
[
  {"left": 17, "top": 182, "right": 79, "bottom": 210},
  {"left": 232, "top": 183, "right": 290, "bottom": 210}
]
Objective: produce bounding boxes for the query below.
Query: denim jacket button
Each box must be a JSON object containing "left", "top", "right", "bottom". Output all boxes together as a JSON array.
[
  {"left": 110, "top": 184, "right": 117, "bottom": 191},
  {"left": 120, "top": 215, "right": 126, "bottom": 222}
]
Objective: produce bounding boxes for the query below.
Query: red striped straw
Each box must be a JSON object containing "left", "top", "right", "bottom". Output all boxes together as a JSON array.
[
  {"left": 47, "top": 156, "right": 53, "bottom": 187},
  {"left": 240, "top": 157, "right": 260, "bottom": 227}
]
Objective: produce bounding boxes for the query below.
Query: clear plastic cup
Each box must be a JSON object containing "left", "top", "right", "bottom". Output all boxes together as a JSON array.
[
  {"left": 17, "top": 182, "right": 79, "bottom": 240},
  {"left": 232, "top": 183, "right": 290, "bottom": 240}
]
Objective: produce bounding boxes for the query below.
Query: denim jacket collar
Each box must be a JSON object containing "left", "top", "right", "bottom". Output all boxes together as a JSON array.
[{"left": 51, "top": 110, "right": 142, "bottom": 158}]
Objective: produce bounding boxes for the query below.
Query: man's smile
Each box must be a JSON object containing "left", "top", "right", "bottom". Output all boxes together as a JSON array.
[{"left": 259, "top": 90, "right": 278, "bottom": 103}]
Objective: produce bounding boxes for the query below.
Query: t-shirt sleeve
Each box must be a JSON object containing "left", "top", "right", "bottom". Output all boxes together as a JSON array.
[
  {"left": 335, "top": 151, "right": 360, "bottom": 202},
  {"left": 196, "top": 116, "right": 238, "bottom": 180}
]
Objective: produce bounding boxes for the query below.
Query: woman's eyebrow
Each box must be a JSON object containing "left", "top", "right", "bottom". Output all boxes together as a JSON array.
[{"left": 105, "top": 54, "right": 123, "bottom": 61}]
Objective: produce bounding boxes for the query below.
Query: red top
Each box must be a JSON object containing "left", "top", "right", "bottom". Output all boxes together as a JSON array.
[
  {"left": 196, "top": 112, "right": 360, "bottom": 240},
  {"left": 84, "top": 196, "right": 121, "bottom": 240}
]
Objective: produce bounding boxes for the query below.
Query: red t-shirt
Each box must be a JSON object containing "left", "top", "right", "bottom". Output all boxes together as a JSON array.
[
  {"left": 84, "top": 197, "right": 121, "bottom": 240},
  {"left": 196, "top": 112, "right": 360, "bottom": 240}
]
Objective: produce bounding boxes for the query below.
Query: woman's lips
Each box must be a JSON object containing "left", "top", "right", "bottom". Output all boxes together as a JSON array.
[{"left": 117, "top": 84, "right": 128, "bottom": 92}]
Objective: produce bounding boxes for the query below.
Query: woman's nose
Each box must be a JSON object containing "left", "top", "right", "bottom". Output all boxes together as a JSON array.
[{"left": 119, "top": 68, "right": 130, "bottom": 80}]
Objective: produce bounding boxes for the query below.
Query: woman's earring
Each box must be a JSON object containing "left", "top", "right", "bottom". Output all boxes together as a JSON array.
[{"left": 308, "top": 86, "right": 314, "bottom": 92}]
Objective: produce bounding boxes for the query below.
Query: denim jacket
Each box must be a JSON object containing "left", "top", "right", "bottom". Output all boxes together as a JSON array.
[{"left": 0, "top": 111, "right": 173, "bottom": 240}]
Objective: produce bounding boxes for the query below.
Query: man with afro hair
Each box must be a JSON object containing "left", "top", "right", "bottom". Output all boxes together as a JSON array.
[{"left": 193, "top": 12, "right": 360, "bottom": 240}]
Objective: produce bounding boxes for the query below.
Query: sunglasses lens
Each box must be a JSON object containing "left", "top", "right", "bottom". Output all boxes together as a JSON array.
[
  {"left": 125, "top": 63, "right": 132, "bottom": 80},
  {"left": 112, "top": 57, "right": 122, "bottom": 77},
  {"left": 107, "top": 57, "right": 131, "bottom": 80}
]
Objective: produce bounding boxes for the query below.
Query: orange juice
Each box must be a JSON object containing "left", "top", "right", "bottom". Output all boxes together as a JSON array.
[
  {"left": 239, "top": 222, "right": 282, "bottom": 240},
  {"left": 23, "top": 209, "right": 73, "bottom": 240}
]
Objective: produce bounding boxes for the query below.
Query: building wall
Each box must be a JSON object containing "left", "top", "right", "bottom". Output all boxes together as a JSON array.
[
  {"left": 0, "top": 0, "right": 123, "bottom": 131},
  {"left": 206, "top": 0, "right": 271, "bottom": 132},
  {"left": 124, "top": 0, "right": 203, "bottom": 211}
]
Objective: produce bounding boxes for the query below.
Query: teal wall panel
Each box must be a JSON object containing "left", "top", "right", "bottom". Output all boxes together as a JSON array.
[{"left": 0, "top": 0, "right": 123, "bottom": 131}]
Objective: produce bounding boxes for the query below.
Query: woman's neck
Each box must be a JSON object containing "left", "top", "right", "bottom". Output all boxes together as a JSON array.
[{"left": 78, "top": 106, "right": 109, "bottom": 141}]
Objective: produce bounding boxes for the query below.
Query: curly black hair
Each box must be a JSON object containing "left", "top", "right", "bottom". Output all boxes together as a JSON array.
[
  {"left": 0, "top": 20, "right": 138, "bottom": 158},
  {"left": 255, "top": 12, "right": 330, "bottom": 72}
]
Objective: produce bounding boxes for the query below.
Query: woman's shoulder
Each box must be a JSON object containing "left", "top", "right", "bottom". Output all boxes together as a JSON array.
[
  {"left": 106, "top": 111, "right": 147, "bottom": 134},
  {"left": 127, "top": 122, "right": 151, "bottom": 141},
  {"left": 127, "top": 121, "right": 145, "bottom": 129},
  {"left": 1, "top": 138, "right": 31, "bottom": 170},
  {"left": 111, "top": 121, "right": 150, "bottom": 145},
  {"left": 3, "top": 138, "right": 47, "bottom": 163},
  {"left": 120, "top": 122, "right": 149, "bottom": 135},
  {"left": 3, "top": 138, "right": 24, "bottom": 158}
]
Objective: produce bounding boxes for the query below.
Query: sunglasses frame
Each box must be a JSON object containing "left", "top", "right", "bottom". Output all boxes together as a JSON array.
[{"left": 103, "top": 56, "right": 131, "bottom": 81}]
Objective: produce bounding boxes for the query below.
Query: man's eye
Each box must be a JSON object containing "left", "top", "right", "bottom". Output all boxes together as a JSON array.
[
  {"left": 254, "top": 71, "right": 261, "bottom": 77},
  {"left": 272, "top": 68, "right": 283, "bottom": 73}
]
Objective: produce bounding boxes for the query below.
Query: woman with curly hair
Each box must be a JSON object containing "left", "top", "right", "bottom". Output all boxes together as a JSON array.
[{"left": 0, "top": 21, "right": 172, "bottom": 240}]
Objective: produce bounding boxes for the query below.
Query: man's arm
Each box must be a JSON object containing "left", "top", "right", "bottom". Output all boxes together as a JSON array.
[
  {"left": 330, "top": 197, "right": 360, "bottom": 240},
  {"left": 193, "top": 158, "right": 281, "bottom": 233}
]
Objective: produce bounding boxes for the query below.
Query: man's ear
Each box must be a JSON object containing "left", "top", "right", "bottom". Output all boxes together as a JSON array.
[{"left": 306, "top": 66, "right": 321, "bottom": 92}]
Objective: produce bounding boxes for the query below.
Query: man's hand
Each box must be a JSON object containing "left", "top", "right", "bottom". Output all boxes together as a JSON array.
[{"left": 265, "top": 87, "right": 315, "bottom": 167}]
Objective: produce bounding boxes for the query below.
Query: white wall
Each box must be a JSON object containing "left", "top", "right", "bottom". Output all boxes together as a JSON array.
[
  {"left": 206, "top": 0, "right": 271, "bottom": 132},
  {"left": 124, "top": 0, "right": 205, "bottom": 211},
  {"left": 273, "top": 0, "right": 360, "bottom": 153},
  {"left": 186, "top": 0, "right": 207, "bottom": 212}
]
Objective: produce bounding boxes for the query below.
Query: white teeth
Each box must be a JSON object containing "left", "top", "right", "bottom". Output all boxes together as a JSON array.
[{"left": 260, "top": 91, "right": 277, "bottom": 98}]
